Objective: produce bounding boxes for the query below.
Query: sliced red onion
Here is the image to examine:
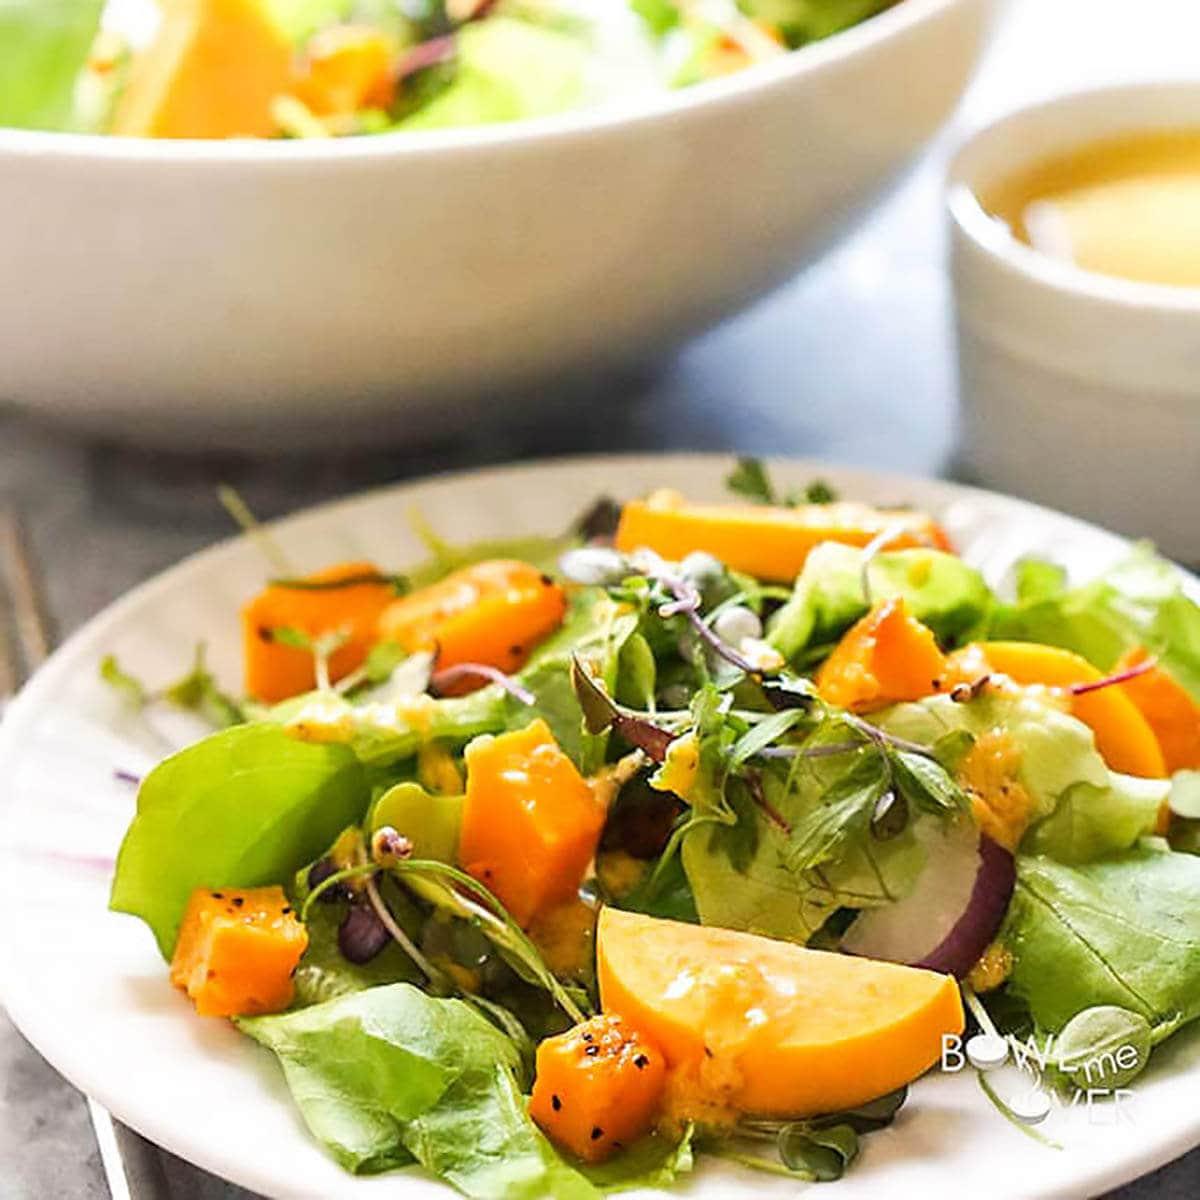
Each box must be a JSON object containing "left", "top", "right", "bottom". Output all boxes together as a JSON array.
[{"left": 841, "top": 821, "right": 1015, "bottom": 979}]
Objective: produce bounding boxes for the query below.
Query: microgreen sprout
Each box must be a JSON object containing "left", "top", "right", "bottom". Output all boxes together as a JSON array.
[
  {"left": 1069, "top": 655, "right": 1157, "bottom": 695},
  {"left": 430, "top": 662, "right": 535, "bottom": 706},
  {"left": 216, "top": 484, "right": 293, "bottom": 576}
]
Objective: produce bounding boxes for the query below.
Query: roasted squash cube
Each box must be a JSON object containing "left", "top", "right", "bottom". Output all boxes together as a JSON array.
[
  {"left": 241, "top": 560, "right": 395, "bottom": 703},
  {"left": 377, "top": 559, "right": 566, "bottom": 683},
  {"left": 170, "top": 886, "right": 307, "bottom": 1017},
  {"left": 530, "top": 1014, "right": 666, "bottom": 1162},
  {"left": 458, "top": 720, "right": 604, "bottom": 926}
]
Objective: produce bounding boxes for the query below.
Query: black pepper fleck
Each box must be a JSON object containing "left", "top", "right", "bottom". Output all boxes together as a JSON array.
[
  {"left": 633, "top": 1054, "right": 648, "bottom": 1069},
  {"left": 282, "top": 906, "right": 292, "bottom": 915},
  {"left": 551, "top": 1095, "right": 562, "bottom": 1112},
  {"left": 590, "top": 1127, "right": 604, "bottom": 1141},
  {"left": 585, "top": 1045, "right": 599, "bottom": 1057},
  {"left": 211, "top": 892, "right": 224, "bottom": 899},
  {"left": 540, "top": 573, "right": 554, "bottom": 587},
  {"left": 582, "top": 1032, "right": 593, "bottom": 1042},
  {"left": 232, "top": 897, "right": 244, "bottom": 908}
]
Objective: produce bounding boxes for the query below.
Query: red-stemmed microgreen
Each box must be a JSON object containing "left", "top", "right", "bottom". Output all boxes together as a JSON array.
[
  {"left": 1069, "top": 656, "right": 1157, "bottom": 695},
  {"left": 429, "top": 662, "right": 535, "bottom": 706},
  {"left": 570, "top": 655, "right": 678, "bottom": 761}
]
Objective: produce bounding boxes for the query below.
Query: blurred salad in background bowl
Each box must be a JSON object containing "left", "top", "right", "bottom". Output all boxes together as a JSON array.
[{"left": 0, "top": 0, "right": 900, "bottom": 139}]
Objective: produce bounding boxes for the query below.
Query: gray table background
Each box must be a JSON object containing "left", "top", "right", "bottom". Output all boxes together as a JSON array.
[{"left": 4, "top": 0, "right": 1200, "bottom": 1195}]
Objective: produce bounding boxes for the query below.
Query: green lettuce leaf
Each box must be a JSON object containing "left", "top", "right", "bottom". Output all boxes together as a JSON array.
[
  {"left": 0, "top": 0, "right": 104, "bottom": 131},
  {"left": 680, "top": 725, "right": 928, "bottom": 943},
  {"left": 290, "top": 863, "right": 423, "bottom": 1008},
  {"left": 264, "top": 0, "right": 353, "bottom": 41},
  {"left": 110, "top": 724, "right": 368, "bottom": 957},
  {"left": 271, "top": 589, "right": 631, "bottom": 771},
  {"left": 1001, "top": 845, "right": 1200, "bottom": 1036},
  {"left": 737, "top": 0, "right": 892, "bottom": 47},
  {"left": 990, "top": 544, "right": 1200, "bottom": 700},
  {"left": 876, "top": 693, "right": 1167, "bottom": 864},
  {"left": 399, "top": 18, "right": 587, "bottom": 131},
  {"left": 239, "top": 983, "right": 597, "bottom": 1195},
  {"left": 581, "top": 1128, "right": 694, "bottom": 1191},
  {"left": 516, "top": 589, "right": 638, "bottom": 772},
  {"left": 767, "top": 544, "right": 993, "bottom": 665}
]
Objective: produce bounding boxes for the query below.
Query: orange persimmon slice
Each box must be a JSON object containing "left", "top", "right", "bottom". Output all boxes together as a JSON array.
[{"left": 597, "top": 908, "right": 963, "bottom": 1119}]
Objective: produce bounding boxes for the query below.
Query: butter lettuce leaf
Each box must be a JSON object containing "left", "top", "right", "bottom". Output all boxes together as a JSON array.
[
  {"left": 241, "top": 983, "right": 657, "bottom": 1196},
  {"left": 738, "top": 0, "right": 893, "bottom": 47},
  {"left": 767, "top": 544, "right": 993, "bottom": 665},
  {"left": 399, "top": 18, "right": 587, "bottom": 131},
  {"left": 680, "top": 726, "right": 928, "bottom": 943},
  {"left": 110, "top": 724, "right": 368, "bottom": 957},
  {"left": 0, "top": 0, "right": 104, "bottom": 130},
  {"left": 272, "top": 588, "right": 632, "bottom": 771},
  {"left": 1001, "top": 846, "right": 1200, "bottom": 1036},
  {"left": 990, "top": 544, "right": 1200, "bottom": 700},
  {"left": 876, "top": 693, "right": 1166, "bottom": 864}
]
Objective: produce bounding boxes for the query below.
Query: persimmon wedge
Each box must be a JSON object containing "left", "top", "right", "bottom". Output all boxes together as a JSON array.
[
  {"left": 596, "top": 908, "right": 963, "bottom": 1118},
  {"left": 615, "top": 495, "right": 950, "bottom": 584},
  {"left": 1114, "top": 647, "right": 1200, "bottom": 772},
  {"left": 947, "top": 642, "right": 1167, "bottom": 779},
  {"left": 113, "top": 0, "right": 293, "bottom": 138}
]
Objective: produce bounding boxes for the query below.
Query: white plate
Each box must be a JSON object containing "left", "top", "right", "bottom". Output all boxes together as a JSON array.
[{"left": 1, "top": 454, "right": 1197, "bottom": 1200}]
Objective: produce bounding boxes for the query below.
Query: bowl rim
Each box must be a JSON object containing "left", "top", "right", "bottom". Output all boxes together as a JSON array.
[
  {"left": 0, "top": 0, "right": 969, "bottom": 164},
  {"left": 947, "top": 79, "right": 1200, "bottom": 315}
]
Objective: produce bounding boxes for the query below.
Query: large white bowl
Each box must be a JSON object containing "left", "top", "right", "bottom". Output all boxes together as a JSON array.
[{"left": 0, "top": 0, "right": 989, "bottom": 449}]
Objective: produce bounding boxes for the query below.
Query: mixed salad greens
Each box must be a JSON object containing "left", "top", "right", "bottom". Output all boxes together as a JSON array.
[
  {"left": 106, "top": 461, "right": 1200, "bottom": 1194},
  {"left": 1, "top": 0, "right": 898, "bottom": 139}
]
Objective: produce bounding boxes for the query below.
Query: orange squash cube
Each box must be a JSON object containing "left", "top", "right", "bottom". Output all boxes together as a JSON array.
[
  {"left": 170, "top": 886, "right": 308, "bottom": 1017},
  {"left": 530, "top": 1014, "right": 666, "bottom": 1162},
  {"left": 377, "top": 559, "right": 566, "bottom": 683},
  {"left": 292, "top": 25, "right": 396, "bottom": 117},
  {"left": 816, "top": 598, "right": 947, "bottom": 712},
  {"left": 458, "top": 720, "right": 605, "bottom": 927},
  {"left": 242, "top": 560, "right": 396, "bottom": 703}
]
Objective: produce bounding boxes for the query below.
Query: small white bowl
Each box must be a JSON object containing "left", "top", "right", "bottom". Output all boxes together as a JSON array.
[
  {"left": 0, "top": 0, "right": 989, "bottom": 450},
  {"left": 949, "top": 82, "right": 1200, "bottom": 562}
]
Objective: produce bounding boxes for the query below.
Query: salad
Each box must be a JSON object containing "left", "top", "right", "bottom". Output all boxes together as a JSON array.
[
  {"left": 1, "top": 0, "right": 898, "bottom": 139},
  {"left": 105, "top": 460, "right": 1200, "bottom": 1195}
]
